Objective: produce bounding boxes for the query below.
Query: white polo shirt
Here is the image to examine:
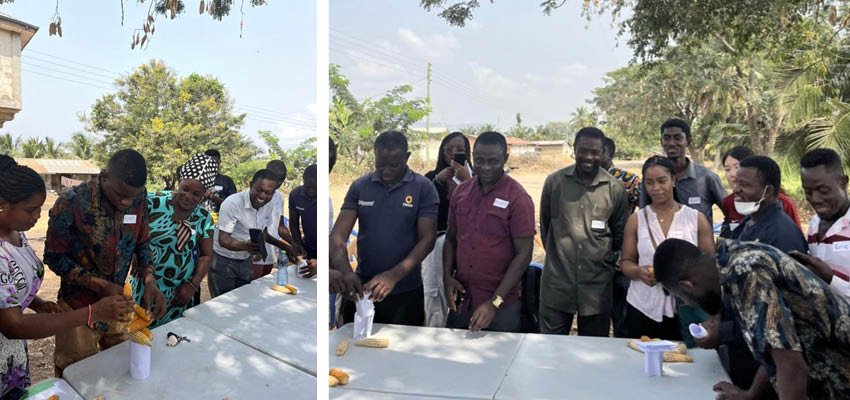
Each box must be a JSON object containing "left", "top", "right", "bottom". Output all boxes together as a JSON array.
[
  {"left": 807, "top": 206, "right": 850, "bottom": 300},
  {"left": 213, "top": 190, "right": 282, "bottom": 261},
  {"left": 256, "top": 191, "right": 284, "bottom": 265}
]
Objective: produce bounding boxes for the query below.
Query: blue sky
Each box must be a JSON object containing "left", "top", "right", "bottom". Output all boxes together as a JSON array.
[
  {"left": 0, "top": 0, "right": 316, "bottom": 149},
  {"left": 330, "top": 1, "right": 633, "bottom": 131}
]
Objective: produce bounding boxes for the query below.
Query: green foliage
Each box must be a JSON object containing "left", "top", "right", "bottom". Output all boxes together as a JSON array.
[
  {"left": 0, "top": 133, "right": 20, "bottom": 156},
  {"left": 329, "top": 64, "right": 430, "bottom": 168},
  {"left": 69, "top": 132, "right": 97, "bottom": 160},
  {"left": 20, "top": 137, "right": 42, "bottom": 158},
  {"left": 259, "top": 130, "right": 317, "bottom": 192},
  {"left": 225, "top": 158, "right": 268, "bottom": 191},
  {"left": 83, "top": 60, "right": 260, "bottom": 190}
]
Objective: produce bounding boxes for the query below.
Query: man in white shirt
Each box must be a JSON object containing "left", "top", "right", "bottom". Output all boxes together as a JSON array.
[
  {"left": 209, "top": 169, "right": 291, "bottom": 297},
  {"left": 790, "top": 148, "right": 850, "bottom": 299},
  {"left": 253, "top": 160, "right": 298, "bottom": 280}
]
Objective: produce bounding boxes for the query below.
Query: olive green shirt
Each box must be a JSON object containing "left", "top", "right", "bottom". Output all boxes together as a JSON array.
[{"left": 539, "top": 165, "right": 630, "bottom": 316}]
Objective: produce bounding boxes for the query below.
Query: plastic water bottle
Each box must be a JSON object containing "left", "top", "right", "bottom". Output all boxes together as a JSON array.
[{"left": 276, "top": 249, "right": 288, "bottom": 286}]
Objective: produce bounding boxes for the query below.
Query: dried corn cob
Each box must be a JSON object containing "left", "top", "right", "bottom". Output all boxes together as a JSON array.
[
  {"left": 329, "top": 368, "right": 349, "bottom": 385},
  {"left": 336, "top": 338, "right": 349, "bottom": 356},
  {"left": 140, "top": 327, "right": 153, "bottom": 341},
  {"left": 47, "top": 395, "right": 58, "bottom": 400},
  {"left": 355, "top": 337, "right": 389, "bottom": 348},
  {"left": 328, "top": 375, "right": 339, "bottom": 387},
  {"left": 640, "top": 336, "right": 652, "bottom": 342},
  {"left": 270, "top": 284, "right": 292, "bottom": 294},
  {"left": 124, "top": 317, "right": 150, "bottom": 334},
  {"left": 123, "top": 282, "right": 132, "bottom": 297},
  {"left": 134, "top": 304, "right": 151, "bottom": 322},
  {"left": 663, "top": 352, "right": 693, "bottom": 363},
  {"left": 130, "top": 330, "right": 152, "bottom": 346},
  {"left": 284, "top": 284, "right": 297, "bottom": 294}
]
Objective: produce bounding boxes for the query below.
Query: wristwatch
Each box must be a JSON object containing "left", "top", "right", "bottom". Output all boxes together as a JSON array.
[{"left": 490, "top": 295, "right": 503, "bottom": 309}]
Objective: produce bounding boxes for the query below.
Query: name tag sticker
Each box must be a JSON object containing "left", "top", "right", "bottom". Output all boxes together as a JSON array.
[
  {"left": 688, "top": 197, "right": 701, "bottom": 205},
  {"left": 833, "top": 241, "right": 850, "bottom": 252},
  {"left": 123, "top": 215, "right": 137, "bottom": 224},
  {"left": 591, "top": 220, "right": 606, "bottom": 230},
  {"left": 493, "top": 198, "right": 509, "bottom": 209},
  {"left": 213, "top": 185, "right": 223, "bottom": 191}
]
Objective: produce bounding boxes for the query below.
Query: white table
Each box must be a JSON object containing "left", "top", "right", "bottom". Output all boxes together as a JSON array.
[
  {"left": 494, "top": 333, "right": 728, "bottom": 399},
  {"left": 331, "top": 388, "right": 460, "bottom": 400},
  {"left": 23, "top": 377, "right": 83, "bottom": 400},
  {"left": 63, "top": 318, "right": 316, "bottom": 400},
  {"left": 328, "top": 323, "right": 525, "bottom": 399},
  {"left": 252, "top": 271, "right": 317, "bottom": 303},
  {"left": 184, "top": 280, "right": 318, "bottom": 375}
]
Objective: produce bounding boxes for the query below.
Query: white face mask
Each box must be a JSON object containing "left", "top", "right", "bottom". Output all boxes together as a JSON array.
[{"left": 734, "top": 186, "right": 769, "bottom": 216}]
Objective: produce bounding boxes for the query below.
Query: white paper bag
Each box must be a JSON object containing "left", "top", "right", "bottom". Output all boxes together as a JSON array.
[
  {"left": 635, "top": 340, "right": 677, "bottom": 377},
  {"left": 129, "top": 341, "right": 151, "bottom": 380},
  {"left": 353, "top": 293, "right": 375, "bottom": 341}
]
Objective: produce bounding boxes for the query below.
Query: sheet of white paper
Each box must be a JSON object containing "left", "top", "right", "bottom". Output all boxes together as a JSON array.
[
  {"left": 353, "top": 293, "right": 375, "bottom": 341},
  {"left": 129, "top": 341, "right": 150, "bottom": 380}
]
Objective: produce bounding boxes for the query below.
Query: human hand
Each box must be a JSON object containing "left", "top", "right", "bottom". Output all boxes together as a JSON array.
[
  {"left": 92, "top": 295, "right": 135, "bottom": 323},
  {"left": 299, "top": 259, "right": 317, "bottom": 279},
  {"left": 450, "top": 160, "right": 471, "bottom": 182},
  {"left": 435, "top": 167, "right": 454, "bottom": 183},
  {"left": 695, "top": 314, "right": 721, "bottom": 349},
  {"left": 713, "top": 381, "right": 754, "bottom": 400},
  {"left": 444, "top": 276, "right": 465, "bottom": 313},
  {"left": 638, "top": 265, "right": 657, "bottom": 287},
  {"left": 362, "top": 270, "right": 401, "bottom": 302},
  {"left": 469, "top": 302, "right": 496, "bottom": 332},
  {"left": 142, "top": 278, "right": 167, "bottom": 321},
  {"left": 170, "top": 282, "right": 195, "bottom": 308}
]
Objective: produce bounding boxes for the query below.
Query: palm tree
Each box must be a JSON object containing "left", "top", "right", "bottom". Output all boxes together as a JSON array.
[
  {"left": 42, "top": 137, "right": 65, "bottom": 159},
  {"left": 0, "top": 133, "right": 21, "bottom": 155},
  {"left": 20, "top": 137, "right": 43, "bottom": 158},
  {"left": 69, "top": 132, "right": 95, "bottom": 160}
]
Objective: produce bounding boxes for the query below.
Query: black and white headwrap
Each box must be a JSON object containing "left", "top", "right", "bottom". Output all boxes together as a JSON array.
[{"left": 178, "top": 153, "right": 219, "bottom": 190}]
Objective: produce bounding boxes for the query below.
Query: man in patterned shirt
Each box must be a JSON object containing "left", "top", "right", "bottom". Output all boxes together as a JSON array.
[
  {"left": 45, "top": 150, "right": 166, "bottom": 376},
  {"left": 654, "top": 238, "right": 850, "bottom": 399}
]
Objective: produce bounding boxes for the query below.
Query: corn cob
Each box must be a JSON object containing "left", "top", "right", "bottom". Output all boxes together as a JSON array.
[
  {"left": 329, "top": 368, "right": 350, "bottom": 385},
  {"left": 124, "top": 317, "right": 150, "bottom": 334},
  {"left": 140, "top": 327, "right": 153, "bottom": 341},
  {"left": 328, "top": 375, "right": 339, "bottom": 387},
  {"left": 355, "top": 337, "right": 389, "bottom": 348},
  {"left": 270, "top": 284, "right": 292, "bottom": 294},
  {"left": 284, "top": 284, "right": 298, "bottom": 294},
  {"left": 627, "top": 340, "right": 693, "bottom": 363},
  {"left": 47, "top": 395, "right": 58, "bottom": 400},
  {"left": 639, "top": 336, "right": 652, "bottom": 342},
  {"left": 336, "top": 338, "right": 349, "bottom": 356},
  {"left": 130, "top": 330, "right": 152, "bottom": 346},
  {"left": 134, "top": 304, "right": 151, "bottom": 322},
  {"left": 123, "top": 282, "right": 133, "bottom": 297}
]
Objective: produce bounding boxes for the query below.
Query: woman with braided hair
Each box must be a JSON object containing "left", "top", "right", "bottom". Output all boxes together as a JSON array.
[{"left": 0, "top": 155, "right": 133, "bottom": 397}]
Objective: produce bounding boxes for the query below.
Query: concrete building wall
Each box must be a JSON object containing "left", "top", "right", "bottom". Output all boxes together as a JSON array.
[{"left": 0, "top": 28, "right": 22, "bottom": 124}]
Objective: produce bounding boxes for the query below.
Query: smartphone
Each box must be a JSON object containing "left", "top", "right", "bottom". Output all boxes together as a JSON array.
[
  {"left": 248, "top": 228, "right": 268, "bottom": 260},
  {"left": 452, "top": 152, "right": 466, "bottom": 165}
]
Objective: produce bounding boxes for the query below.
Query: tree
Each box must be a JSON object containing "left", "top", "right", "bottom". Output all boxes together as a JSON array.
[
  {"left": 506, "top": 113, "right": 534, "bottom": 140},
  {"left": 0, "top": 133, "right": 21, "bottom": 156},
  {"left": 42, "top": 137, "right": 65, "bottom": 158},
  {"left": 69, "top": 132, "right": 96, "bottom": 160},
  {"left": 329, "top": 64, "right": 430, "bottom": 166},
  {"left": 83, "top": 60, "right": 260, "bottom": 189},
  {"left": 1, "top": 0, "right": 269, "bottom": 49},
  {"left": 20, "top": 137, "right": 42, "bottom": 158},
  {"left": 258, "top": 130, "right": 317, "bottom": 192}
]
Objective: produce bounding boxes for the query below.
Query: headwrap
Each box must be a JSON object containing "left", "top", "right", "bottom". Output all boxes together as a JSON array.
[
  {"left": 177, "top": 153, "right": 220, "bottom": 190},
  {"left": 173, "top": 153, "right": 219, "bottom": 251}
]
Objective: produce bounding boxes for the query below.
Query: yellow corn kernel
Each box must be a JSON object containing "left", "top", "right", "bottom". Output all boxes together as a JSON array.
[
  {"left": 134, "top": 304, "right": 151, "bottom": 322},
  {"left": 124, "top": 317, "right": 150, "bottom": 334},
  {"left": 47, "top": 395, "right": 58, "bottom": 400},
  {"left": 355, "top": 337, "right": 389, "bottom": 348},
  {"left": 270, "top": 284, "right": 292, "bottom": 294},
  {"left": 639, "top": 335, "right": 652, "bottom": 342},
  {"left": 663, "top": 352, "right": 693, "bottom": 363},
  {"left": 140, "top": 327, "right": 153, "bottom": 341},
  {"left": 336, "top": 338, "right": 349, "bottom": 356},
  {"left": 329, "top": 368, "right": 349, "bottom": 385},
  {"left": 123, "top": 282, "right": 132, "bottom": 297},
  {"left": 130, "top": 330, "right": 152, "bottom": 346},
  {"left": 284, "top": 284, "right": 298, "bottom": 294},
  {"left": 328, "top": 375, "right": 339, "bottom": 387}
]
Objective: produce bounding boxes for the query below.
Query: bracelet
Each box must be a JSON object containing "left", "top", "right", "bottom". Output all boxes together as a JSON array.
[
  {"left": 87, "top": 304, "right": 93, "bottom": 328},
  {"left": 185, "top": 280, "right": 198, "bottom": 291}
]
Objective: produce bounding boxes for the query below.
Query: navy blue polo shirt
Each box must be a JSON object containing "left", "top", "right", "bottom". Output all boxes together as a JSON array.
[
  {"left": 342, "top": 168, "right": 439, "bottom": 294},
  {"left": 289, "top": 186, "right": 318, "bottom": 259},
  {"left": 731, "top": 202, "right": 808, "bottom": 254}
]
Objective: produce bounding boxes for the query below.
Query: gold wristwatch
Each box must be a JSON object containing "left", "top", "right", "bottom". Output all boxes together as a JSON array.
[{"left": 490, "top": 295, "right": 503, "bottom": 309}]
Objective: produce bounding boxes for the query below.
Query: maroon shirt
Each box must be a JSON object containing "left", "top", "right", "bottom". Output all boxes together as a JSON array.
[{"left": 448, "top": 174, "right": 535, "bottom": 310}]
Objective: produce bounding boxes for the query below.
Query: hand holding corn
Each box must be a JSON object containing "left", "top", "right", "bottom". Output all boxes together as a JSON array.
[{"left": 119, "top": 283, "right": 154, "bottom": 347}]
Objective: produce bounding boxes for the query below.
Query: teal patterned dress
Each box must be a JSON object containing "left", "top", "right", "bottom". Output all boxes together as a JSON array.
[{"left": 131, "top": 191, "right": 214, "bottom": 329}]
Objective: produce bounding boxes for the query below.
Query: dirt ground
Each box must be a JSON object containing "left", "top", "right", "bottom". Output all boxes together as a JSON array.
[{"left": 24, "top": 194, "right": 213, "bottom": 383}]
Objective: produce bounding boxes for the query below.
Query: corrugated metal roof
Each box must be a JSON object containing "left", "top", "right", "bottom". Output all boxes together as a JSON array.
[
  {"left": 16, "top": 159, "right": 100, "bottom": 175},
  {"left": 531, "top": 141, "right": 565, "bottom": 146}
]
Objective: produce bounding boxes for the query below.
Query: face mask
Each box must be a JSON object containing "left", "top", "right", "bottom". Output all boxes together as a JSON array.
[{"left": 734, "top": 186, "right": 769, "bottom": 216}]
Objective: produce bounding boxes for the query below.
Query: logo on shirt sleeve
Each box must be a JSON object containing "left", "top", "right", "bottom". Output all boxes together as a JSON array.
[
  {"left": 358, "top": 200, "right": 375, "bottom": 207},
  {"left": 403, "top": 195, "right": 414, "bottom": 208}
]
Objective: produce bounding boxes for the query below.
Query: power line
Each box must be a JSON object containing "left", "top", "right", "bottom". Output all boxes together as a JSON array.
[
  {"left": 22, "top": 62, "right": 116, "bottom": 87},
  {"left": 24, "top": 49, "right": 124, "bottom": 76},
  {"left": 23, "top": 69, "right": 115, "bottom": 91}
]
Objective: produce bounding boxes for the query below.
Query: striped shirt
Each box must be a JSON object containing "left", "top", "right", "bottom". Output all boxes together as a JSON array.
[{"left": 807, "top": 206, "right": 850, "bottom": 299}]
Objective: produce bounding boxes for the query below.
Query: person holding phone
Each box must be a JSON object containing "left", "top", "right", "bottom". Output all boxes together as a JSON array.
[
  {"left": 422, "top": 132, "right": 472, "bottom": 327},
  {"left": 209, "top": 169, "right": 292, "bottom": 297},
  {"left": 443, "top": 132, "right": 534, "bottom": 332}
]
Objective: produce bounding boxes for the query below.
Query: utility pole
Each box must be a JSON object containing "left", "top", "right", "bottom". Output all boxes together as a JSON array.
[{"left": 425, "top": 62, "right": 432, "bottom": 162}]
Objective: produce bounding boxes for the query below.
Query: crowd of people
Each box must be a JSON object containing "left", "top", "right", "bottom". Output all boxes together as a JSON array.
[
  {"left": 329, "top": 118, "right": 850, "bottom": 399},
  {"left": 0, "top": 149, "right": 317, "bottom": 398}
]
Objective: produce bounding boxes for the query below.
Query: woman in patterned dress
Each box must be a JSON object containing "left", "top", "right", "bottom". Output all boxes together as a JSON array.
[
  {"left": 0, "top": 156, "right": 133, "bottom": 397},
  {"left": 131, "top": 154, "right": 217, "bottom": 329}
]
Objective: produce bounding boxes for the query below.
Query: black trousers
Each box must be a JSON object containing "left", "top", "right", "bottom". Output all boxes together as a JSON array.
[
  {"left": 343, "top": 286, "right": 425, "bottom": 327},
  {"left": 616, "top": 303, "right": 682, "bottom": 340},
  {"left": 447, "top": 300, "right": 521, "bottom": 332},
  {"left": 611, "top": 272, "right": 630, "bottom": 337}
]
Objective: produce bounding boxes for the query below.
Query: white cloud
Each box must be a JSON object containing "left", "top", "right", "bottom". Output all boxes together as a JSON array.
[
  {"left": 397, "top": 28, "right": 460, "bottom": 59},
  {"left": 468, "top": 62, "right": 526, "bottom": 98},
  {"left": 467, "top": 20, "right": 484, "bottom": 30},
  {"left": 552, "top": 63, "right": 590, "bottom": 86},
  {"left": 523, "top": 73, "right": 545, "bottom": 84},
  {"left": 275, "top": 124, "right": 314, "bottom": 149},
  {"left": 345, "top": 48, "right": 405, "bottom": 79},
  {"left": 306, "top": 103, "right": 318, "bottom": 116}
]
